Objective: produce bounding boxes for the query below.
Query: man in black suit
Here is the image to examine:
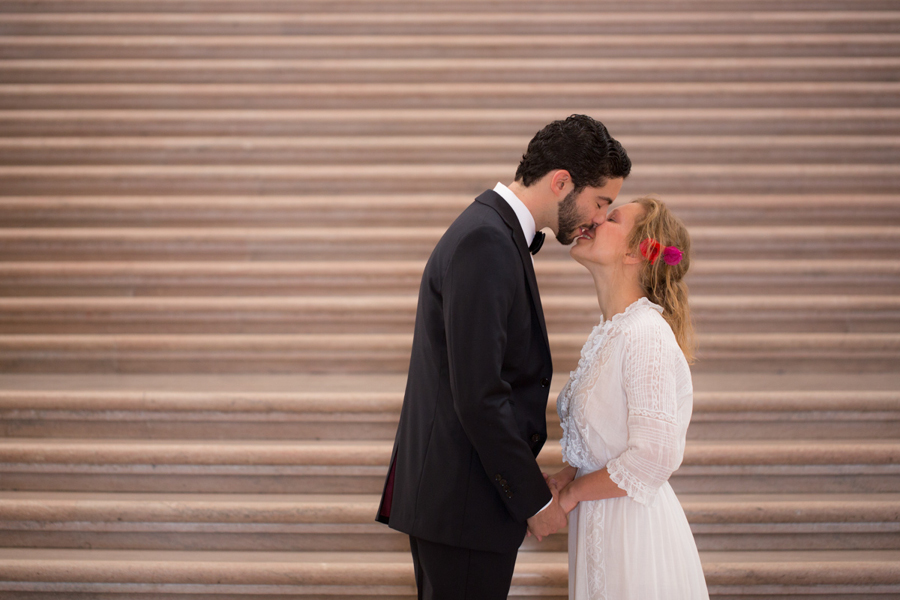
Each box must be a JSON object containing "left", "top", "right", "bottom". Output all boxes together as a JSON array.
[{"left": 377, "top": 115, "right": 631, "bottom": 599}]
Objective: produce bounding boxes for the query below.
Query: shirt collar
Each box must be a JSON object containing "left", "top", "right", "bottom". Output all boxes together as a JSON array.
[{"left": 493, "top": 182, "right": 536, "bottom": 246}]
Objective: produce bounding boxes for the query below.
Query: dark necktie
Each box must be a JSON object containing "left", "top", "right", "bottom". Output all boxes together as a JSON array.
[{"left": 529, "top": 231, "right": 545, "bottom": 255}]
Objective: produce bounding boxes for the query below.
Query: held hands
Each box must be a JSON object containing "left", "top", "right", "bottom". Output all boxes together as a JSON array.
[
  {"left": 545, "top": 466, "right": 577, "bottom": 493},
  {"left": 526, "top": 466, "right": 580, "bottom": 541},
  {"left": 525, "top": 483, "right": 567, "bottom": 542},
  {"left": 546, "top": 466, "right": 579, "bottom": 515}
]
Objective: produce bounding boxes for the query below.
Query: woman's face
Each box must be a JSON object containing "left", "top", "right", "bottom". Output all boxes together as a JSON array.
[{"left": 570, "top": 202, "right": 644, "bottom": 268}]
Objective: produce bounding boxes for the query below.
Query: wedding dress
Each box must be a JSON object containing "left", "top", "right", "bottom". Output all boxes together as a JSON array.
[{"left": 557, "top": 297, "right": 709, "bottom": 600}]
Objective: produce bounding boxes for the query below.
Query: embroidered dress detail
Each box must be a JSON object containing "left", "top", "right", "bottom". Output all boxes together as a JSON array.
[{"left": 584, "top": 500, "right": 608, "bottom": 599}]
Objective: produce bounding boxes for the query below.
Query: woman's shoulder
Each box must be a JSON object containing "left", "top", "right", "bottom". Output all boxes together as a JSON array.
[{"left": 618, "top": 298, "right": 682, "bottom": 355}]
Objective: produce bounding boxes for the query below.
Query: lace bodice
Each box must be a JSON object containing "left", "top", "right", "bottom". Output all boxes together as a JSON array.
[{"left": 557, "top": 297, "right": 694, "bottom": 506}]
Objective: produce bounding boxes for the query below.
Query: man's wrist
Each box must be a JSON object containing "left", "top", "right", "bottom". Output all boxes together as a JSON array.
[{"left": 532, "top": 497, "right": 553, "bottom": 518}]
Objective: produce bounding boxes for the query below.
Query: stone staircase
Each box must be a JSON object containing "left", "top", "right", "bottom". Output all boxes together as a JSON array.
[{"left": 1, "top": 1, "right": 899, "bottom": 598}]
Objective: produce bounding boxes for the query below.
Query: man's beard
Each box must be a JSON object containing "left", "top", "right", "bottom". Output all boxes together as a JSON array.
[{"left": 555, "top": 188, "right": 583, "bottom": 245}]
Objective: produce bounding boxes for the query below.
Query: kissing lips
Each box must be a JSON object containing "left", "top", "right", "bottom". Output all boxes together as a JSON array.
[{"left": 575, "top": 226, "right": 594, "bottom": 241}]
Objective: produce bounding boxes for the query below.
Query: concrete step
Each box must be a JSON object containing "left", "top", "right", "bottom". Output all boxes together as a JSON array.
[
  {"left": 687, "top": 390, "right": 900, "bottom": 440},
  {"left": 2, "top": 11, "right": 898, "bottom": 35},
  {"left": 1, "top": 548, "right": 896, "bottom": 599},
  {"left": 2, "top": 83, "right": 897, "bottom": 111},
  {"left": 0, "top": 295, "right": 897, "bottom": 335},
  {"left": 3, "top": 34, "right": 899, "bottom": 60},
  {"left": 1, "top": 388, "right": 897, "bottom": 441},
  {"left": 0, "top": 492, "right": 897, "bottom": 553},
  {"left": 1, "top": 225, "right": 896, "bottom": 261},
  {"left": 2, "top": 260, "right": 897, "bottom": 297},
  {"left": 1, "top": 163, "right": 898, "bottom": 195},
  {"left": 4, "top": 108, "right": 898, "bottom": 136},
  {"left": 2, "top": 135, "right": 898, "bottom": 165},
  {"left": 0, "top": 82, "right": 900, "bottom": 114},
  {"left": 3, "top": 58, "right": 898, "bottom": 84},
  {"left": 1, "top": 195, "right": 898, "bottom": 228},
  {"left": 0, "top": 332, "right": 898, "bottom": 373},
  {"left": 3, "top": 0, "right": 897, "bottom": 13},
  {"left": 0, "top": 438, "right": 897, "bottom": 494}
]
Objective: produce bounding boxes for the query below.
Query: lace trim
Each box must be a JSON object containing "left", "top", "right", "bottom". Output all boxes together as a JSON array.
[
  {"left": 607, "top": 457, "right": 656, "bottom": 507},
  {"left": 556, "top": 323, "right": 609, "bottom": 470},
  {"left": 599, "top": 296, "right": 663, "bottom": 329},
  {"left": 629, "top": 407, "right": 679, "bottom": 425},
  {"left": 557, "top": 322, "right": 614, "bottom": 471},
  {"left": 557, "top": 378, "right": 575, "bottom": 465},
  {"left": 584, "top": 500, "right": 607, "bottom": 599}
]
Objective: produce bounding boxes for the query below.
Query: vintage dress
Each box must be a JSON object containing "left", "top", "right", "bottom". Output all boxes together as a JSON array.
[{"left": 557, "top": 298, "right": 709, "bottom": 599}]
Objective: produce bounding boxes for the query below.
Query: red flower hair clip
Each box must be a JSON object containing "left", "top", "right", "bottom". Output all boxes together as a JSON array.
[{"left": 640, "top": 237, "right": 683, "bottom": 266}]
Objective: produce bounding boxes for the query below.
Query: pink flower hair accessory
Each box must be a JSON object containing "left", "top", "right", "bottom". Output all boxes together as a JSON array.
[{"left": 640, "top": 237, "right": 683, "bottom": 266}]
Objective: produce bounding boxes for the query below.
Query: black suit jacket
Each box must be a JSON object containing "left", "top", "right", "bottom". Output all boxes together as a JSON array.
[{"left": 376, "top": 190, "right": 554, "bottom": 553}]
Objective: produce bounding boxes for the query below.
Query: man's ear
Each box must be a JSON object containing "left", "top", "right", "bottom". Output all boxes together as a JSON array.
[{"left": 549, "top": 170, "right": 571, "bottom": 198}]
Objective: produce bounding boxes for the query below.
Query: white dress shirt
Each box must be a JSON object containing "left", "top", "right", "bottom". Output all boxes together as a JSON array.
[{"left": 493, "top": 182, "right": 537, "bottom": 248}]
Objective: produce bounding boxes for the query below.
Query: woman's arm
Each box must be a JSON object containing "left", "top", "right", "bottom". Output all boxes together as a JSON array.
[
  {"left": 603, "top": 319, "right": 686, "bottom": 506},
  {"left": 556, "top": 468, "right": 627, "bottom": 514}
]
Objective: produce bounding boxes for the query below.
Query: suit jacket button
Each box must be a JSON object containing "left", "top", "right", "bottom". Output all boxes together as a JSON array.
[
  {"left": 495, "top": 474, "right": 502, "bottom": 482},
  {"left": 540, "top": 378, "right": 550, "bottom": 388},
  {"left": 531, "top": 433, "right": 541, "bottom": 443}
]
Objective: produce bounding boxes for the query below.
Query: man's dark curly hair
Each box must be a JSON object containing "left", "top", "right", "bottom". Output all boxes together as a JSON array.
[{"left": 515, "top": 114, "right": 631, "bottom": 190}]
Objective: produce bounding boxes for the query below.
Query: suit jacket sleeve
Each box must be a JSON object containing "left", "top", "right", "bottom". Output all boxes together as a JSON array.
[{"left": 442, "top": 225, "right": 553, "bottom": 522}]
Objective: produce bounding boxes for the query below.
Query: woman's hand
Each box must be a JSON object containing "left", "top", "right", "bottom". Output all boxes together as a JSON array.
[{"left": 544, "top": 465, "right": 578, "bottom": 491}]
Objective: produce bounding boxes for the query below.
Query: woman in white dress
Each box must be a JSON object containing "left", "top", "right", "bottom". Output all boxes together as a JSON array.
[{"left": 547, "top": 196, "right": 709, "bottom": 599}]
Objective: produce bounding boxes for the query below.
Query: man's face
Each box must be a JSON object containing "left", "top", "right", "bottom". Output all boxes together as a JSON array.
[{"left": 555, "top": 177, "right": 624, "bottom": 245}]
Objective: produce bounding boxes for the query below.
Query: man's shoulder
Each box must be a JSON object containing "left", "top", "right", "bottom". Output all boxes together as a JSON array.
[
  {"left": 454, "top": 193, "right": 509, "bottom": 229},
  {"left": 440, "top": 196, "right": 514, "bottom": 250}
]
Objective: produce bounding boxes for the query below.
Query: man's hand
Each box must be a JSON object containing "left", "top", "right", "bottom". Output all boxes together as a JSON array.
[{"left": 526, "top": 485, "right": 568, "bottom": 542}]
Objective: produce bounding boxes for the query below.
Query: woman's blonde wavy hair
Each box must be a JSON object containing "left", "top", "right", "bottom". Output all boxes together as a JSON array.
[{"left": 627, "top": 196, "right": 696, "bottom": 363}]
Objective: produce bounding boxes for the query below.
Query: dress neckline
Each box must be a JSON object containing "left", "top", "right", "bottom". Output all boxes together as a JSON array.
[{"left": 599, "top": 297, "right": 664, "bottom": 330}]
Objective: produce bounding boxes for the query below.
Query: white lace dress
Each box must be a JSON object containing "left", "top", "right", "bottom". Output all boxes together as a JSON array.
[{"left": 558, "top": 298, "right": 709, "bottom": 600}]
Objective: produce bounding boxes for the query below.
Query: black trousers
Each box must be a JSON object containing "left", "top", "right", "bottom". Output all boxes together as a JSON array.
[{"left": 409, "top": 535, "right": 518, "bottom": 600}]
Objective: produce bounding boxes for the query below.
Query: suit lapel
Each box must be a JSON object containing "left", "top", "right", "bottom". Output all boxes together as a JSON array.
[{"left": 474, "top": 190, "right": 550, "bottom": 351}]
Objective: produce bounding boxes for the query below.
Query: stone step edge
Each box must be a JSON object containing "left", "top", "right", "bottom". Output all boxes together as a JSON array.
[
  {"left": 2, "top": 163, "right": 899, "bottom": 175},
  {"left": 0, "top": 193, "right": 896, "bottom": 209},
  {"left": 2, "top": 332, "right": 899, "bottom": 353},
  {"left": 1, "top": 81, "right": 897, "bottom": 94},
  {"left": 0, "top": 550, "right": 898, "bottom": 588},
  {"left": 4, "top": 10, "right": 898, "bottom": 21},
  {"left": 0, "top": 225, "right": 895, "bottom": 238},
  {"left": 1, "top": 389, "right": 897, "bottom": 414},
  {"left": 0, "top": 0, "right": 893, "bottom": 9},
  {"left": 0, "top": 439, "right": 897, "bottom": 466},
  {"left": 3, "top": 33, "right": 898, "bottom": 45},
  {"left": 0, "top": 259, "right": 896, "bottom": 276},
  {"left": 2, "top": 107, "right": 897, "bottom": 120},
  {"left": 0, "top": 492, "right": 897, "bottom": 524},
  {"left": 3, "top": 134, "right": 899, "bottom": 148},
  {"left": 1, "top": 295, "right": 897, "bottom": 310},
  {"left": 6, "top": 57, "right": 900, "bottom": 67}
]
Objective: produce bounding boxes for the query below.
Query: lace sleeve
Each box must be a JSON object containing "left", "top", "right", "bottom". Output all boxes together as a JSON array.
[{"left": 606, "top": 316, "right": 685, "bottom": 506}]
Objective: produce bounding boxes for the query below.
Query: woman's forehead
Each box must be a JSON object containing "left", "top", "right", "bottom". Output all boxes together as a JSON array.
[{"left": 609, "top": 202, "right": 642, "bottom": 219}]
